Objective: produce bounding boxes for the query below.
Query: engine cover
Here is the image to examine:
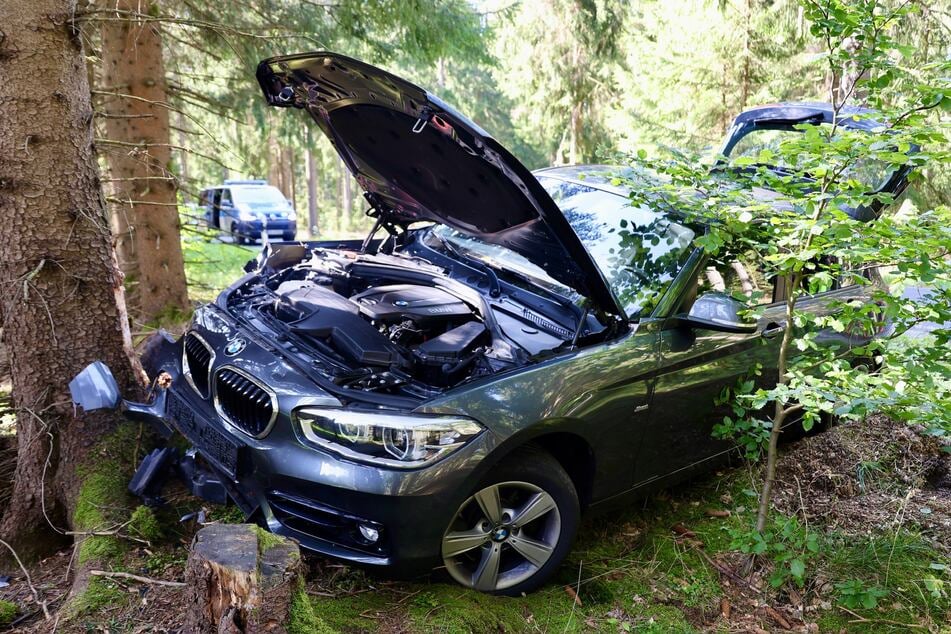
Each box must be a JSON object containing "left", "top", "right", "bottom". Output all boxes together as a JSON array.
[
  {"left": 274, "top": 281, "right": 398, "bottom": 366},
  {"left": 350, "top": 284, "right": 472, "bottom": 324}
]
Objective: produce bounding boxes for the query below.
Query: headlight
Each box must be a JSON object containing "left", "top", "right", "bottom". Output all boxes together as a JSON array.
[
  {"left": 295, "top": 407, "right": 483, "bottom": 468},
  {"left": 236, "top": 205, "right": 256, "bottom": 221}
]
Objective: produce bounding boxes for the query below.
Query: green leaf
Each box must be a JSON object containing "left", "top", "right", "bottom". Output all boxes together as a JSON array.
[{"left": 789, "top": 558, "right": 805, "bottom": 580}]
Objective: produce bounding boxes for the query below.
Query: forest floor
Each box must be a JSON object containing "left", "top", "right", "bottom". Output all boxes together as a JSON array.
[{"left": 0, "top": 415, "right": 948, "bottom": 633}]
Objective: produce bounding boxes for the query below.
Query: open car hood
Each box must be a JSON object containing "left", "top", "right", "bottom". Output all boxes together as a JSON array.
[
  {"left": 256, "top": 52, "right": 619, "bottom": 316},
  {"left": 719, "top": 102, "right": 914, "bottom": 220}
]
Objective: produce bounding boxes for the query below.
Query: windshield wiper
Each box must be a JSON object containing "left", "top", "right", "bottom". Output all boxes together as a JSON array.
[{"left": 430, "top": 231, "right": 501, "bottom": 298}]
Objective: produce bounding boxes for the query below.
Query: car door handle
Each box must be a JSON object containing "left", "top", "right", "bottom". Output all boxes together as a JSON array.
[{"left": 761, "top": 323, "right": 785, "bottom": 339}]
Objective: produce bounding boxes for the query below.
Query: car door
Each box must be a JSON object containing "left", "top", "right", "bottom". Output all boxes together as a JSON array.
[
  {"left": 632, "top": 254, "right": 784, "bottom": 488},
  {"left": 210, "top": 188, "right": 223, "bottom": 230},
  {"left": 219, "top": 189, "right": 235, "bottom": 231}
]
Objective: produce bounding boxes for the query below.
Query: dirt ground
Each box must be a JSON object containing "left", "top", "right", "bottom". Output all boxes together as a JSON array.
[
  {"left": 0, "top": 415, "right": 948, "bottom": 632},
  {"left": 772, "top": 413, "right": 951, "bottom": 555}
]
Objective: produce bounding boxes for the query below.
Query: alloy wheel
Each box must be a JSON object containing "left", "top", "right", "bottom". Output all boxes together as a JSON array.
[{"left": 442, "top": 481, "right": 561, "bottom": 592}]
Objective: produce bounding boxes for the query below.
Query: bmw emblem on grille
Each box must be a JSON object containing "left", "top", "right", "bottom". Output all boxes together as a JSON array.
[{"left": 225, "top": 337, "right": 247, "bottom": 356}]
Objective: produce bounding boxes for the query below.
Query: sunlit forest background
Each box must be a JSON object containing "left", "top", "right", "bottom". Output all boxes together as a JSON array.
[{"left": 107, "top": 0, "right": 948, "bottom": 240}]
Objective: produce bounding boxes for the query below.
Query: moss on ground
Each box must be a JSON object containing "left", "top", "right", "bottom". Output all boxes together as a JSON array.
[
  {"left": 0, "top": 599, "right": 17, "bottom": 627},
  {"left": 288, "top": 583, "right": 336, "bottom": 634},
  {"left": 67, "top": 577, "right": 128, "bottom": 620},
  {"left": 128, "top": 505, "right": 163, "bottom": 542}
]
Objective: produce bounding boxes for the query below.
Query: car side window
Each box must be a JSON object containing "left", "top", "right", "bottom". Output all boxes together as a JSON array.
[
  {"left": 221, "top": 189, "right": 232, "bottom": 205},
  {"left": 697, "top": 255, "right": 776, "bottom": 306}
]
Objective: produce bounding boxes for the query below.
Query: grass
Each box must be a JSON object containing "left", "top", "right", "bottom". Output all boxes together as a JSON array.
[
  {"left": 182, "top": 230, "right": 258, "bottom": 304},
  {"left": 291, "top": 464, "right": 949, "bottom": 633},
  {"left": 303, "top": 472, "right": 753, "bottom": 632}
]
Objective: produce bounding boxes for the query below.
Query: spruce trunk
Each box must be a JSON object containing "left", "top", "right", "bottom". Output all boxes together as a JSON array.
[
  {"left": 0, "top": 0, "right": 142, "bottom": 561},
  {"left": 100, "top": 0, "right": 189, "bottom": 320}
]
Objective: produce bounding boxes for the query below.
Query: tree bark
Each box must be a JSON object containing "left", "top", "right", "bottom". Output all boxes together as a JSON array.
[
  {"left": 100, "top": 0, "right": 190, "bottom": 321},
  {"left": 177, "top": 110, "right": 190, "bottom": 203},
  {"left": 0, "top": 0, "right": 142, "bottom": 561},
  {"left": 340, "top": 158, "right": 351, "bottom": 233},
  {"left": 284, "top": 144, "right": 296, "bottom": 211},
  {"left": 306, "top": 146, "right": 319, "bottom": 237},
  {"left": 184, "top": 524, "right": 303, "bottom": 634}
]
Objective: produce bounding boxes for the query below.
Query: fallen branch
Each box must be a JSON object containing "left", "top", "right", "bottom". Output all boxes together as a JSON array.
[
  {"left": 89, "top": 570, "right": 186, "bottom": 588},
  {"left": 838, "top": 606, "right": 926, "bottom": 629},
  {"left": 0, "top": 538, "right": 51, "bottom": 620}
]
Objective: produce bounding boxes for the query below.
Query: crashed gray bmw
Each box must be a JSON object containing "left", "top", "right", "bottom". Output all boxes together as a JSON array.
[{"left": 70, "top": 52, "right": 889, "bottom": 595}]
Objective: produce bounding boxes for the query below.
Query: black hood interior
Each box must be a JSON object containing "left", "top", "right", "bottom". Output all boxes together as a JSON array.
[{"left": 256, "top": 52, "right": 620, "bottom": 316}]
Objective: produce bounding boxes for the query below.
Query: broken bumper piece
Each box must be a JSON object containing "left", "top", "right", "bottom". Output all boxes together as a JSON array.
[{"left": 69, "top": 362, "right": 230, "bottom": 507}]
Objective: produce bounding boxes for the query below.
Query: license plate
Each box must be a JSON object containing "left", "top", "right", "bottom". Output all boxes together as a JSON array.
[{"left": 166, "top": 390, "right": 240, "bottom": 477}]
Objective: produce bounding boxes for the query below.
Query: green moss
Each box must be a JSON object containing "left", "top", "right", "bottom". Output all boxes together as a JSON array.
[
  {"left": 73, "top": 425, "right": 142, "bottom": 564},
  {"left": 253, "top": 524, "right": 292, "bottom": 555},
  {"left": 127, "top": 505, "right": 162, "bottom": 542},
  {"left": 67, "top": 577, "right": 127, "bottom": 619},
  {"left": 288, "top": 584, "right": 336, "bottom": 634},
  {"left": 212, "top": 504, "right": 247, "bottom": 524},
  {"left": 0, "top": 600, "right": 17, "bottom": 627},
  {"left": 74, "top": 465, "right": 128, "bottom": 564}
]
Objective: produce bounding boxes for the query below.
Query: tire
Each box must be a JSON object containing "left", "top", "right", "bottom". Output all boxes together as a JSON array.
[
  {"left": 231, "top": 225, "right": 246, "bottom": 245},
  {"left": 440, "top": 446, "right": 580, "bottom": 596}
]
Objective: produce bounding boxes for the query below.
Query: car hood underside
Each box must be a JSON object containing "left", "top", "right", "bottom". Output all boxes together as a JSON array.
[{"left": 255, "top": 52, "right": 619, "bottom": 316}]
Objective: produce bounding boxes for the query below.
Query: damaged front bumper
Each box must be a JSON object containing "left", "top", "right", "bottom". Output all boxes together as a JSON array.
[{"left": 69, "top": 328, "right": 486, "bottom": 575}]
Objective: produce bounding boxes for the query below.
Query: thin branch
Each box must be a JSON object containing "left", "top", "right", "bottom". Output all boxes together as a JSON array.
[
  {"left": 0, "top": 538, "right": 51, "bottom": 620},
  {"left": 89, "top": 570, "right": 186, "bottom": 588}
]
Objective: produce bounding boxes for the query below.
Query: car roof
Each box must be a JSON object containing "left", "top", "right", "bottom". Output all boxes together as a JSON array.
[
  {"left": 532, "top": 164, "right": 642, "bottom": 197},
  {"left": 731, "top": 101, "right": 881, "bottom": 131},
  {"left": 202, "top": 182, "right": 281, "bottom": 190}
]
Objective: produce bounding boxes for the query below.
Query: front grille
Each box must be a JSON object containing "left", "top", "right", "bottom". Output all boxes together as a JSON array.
[
  {"left": 214, "top": 368, "right": 276, "bottom": 438},
  {"left": 183, "top": 332, "right": 213, "bottom": 398},
  {"left": 267, "top": 490, "right": 387, "bottom": 555}
]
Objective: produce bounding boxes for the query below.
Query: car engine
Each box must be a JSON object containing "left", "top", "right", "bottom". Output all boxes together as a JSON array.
[{"left": 223, "top": 245, "right": 573, "bottom": 400}]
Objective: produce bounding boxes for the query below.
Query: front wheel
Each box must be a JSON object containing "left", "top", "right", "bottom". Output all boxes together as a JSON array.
[{"left": 441, "top": 447, "right": 579, "bottom": 595}]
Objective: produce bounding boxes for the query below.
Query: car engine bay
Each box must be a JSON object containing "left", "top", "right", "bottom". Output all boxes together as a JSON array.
[{"left": 223, "top": 241, "right": 597, "bottom": 402}]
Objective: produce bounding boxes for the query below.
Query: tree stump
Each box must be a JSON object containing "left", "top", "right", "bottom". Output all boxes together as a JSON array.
[{"left": 184, "top": 524, "right": 303, "bottom": 633}]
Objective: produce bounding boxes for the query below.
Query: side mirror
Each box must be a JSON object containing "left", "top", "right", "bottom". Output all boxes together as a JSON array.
[
  {"left": 69, "top": 361, "right": 121, "bottom": 412},
  {"left": 681, "top": 292, "right": 758, "bottom": 333}
]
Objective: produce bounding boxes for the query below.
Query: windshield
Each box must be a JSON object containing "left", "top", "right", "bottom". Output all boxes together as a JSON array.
[
  {"left": 231, "top": 186, "right": 290, "bottom": 207},
  {"left": 536, "top": 177, "right": 696, "bottom": 318},
  {"left": 426, "top": 177, "right": 696, "bottom": 318},
  {"left": 427, "top": 226, "right": 580, "bottom": 301},
  {"left": 726, "top": 125, "right": 893, "bottom": 190}
]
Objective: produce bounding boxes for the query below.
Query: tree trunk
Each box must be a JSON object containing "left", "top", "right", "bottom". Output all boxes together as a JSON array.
[
  {"left": 306, "top": 146, "right": 319, "bottom": 237},
  {"left": 0, "top": 0, "right": 142, "bottom": 562},
  {"left": 268, "top": 135, "right": 282, "bottom": 191},
  {"left": 100, "top": 0, "right": 189, "bottom": 321},
  {"left": 177, "top": 110, "right": 190, "bottom": 204},
  {"left": 184, "top": 524, "right": 303, "bottom": 633},
  {"left": 739, "top": 0, "right": 752, "bottom": 112},
  {"left": 285, "top": 144, "right": 296, "bottom": 211},
  {"left": 340, "top": 158, "right": 352, "bottom": 233}
]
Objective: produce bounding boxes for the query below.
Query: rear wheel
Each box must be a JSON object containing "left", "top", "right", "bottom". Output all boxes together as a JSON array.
[{"left": 441, "top": 447, "right": 579, "bottom": 595}]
